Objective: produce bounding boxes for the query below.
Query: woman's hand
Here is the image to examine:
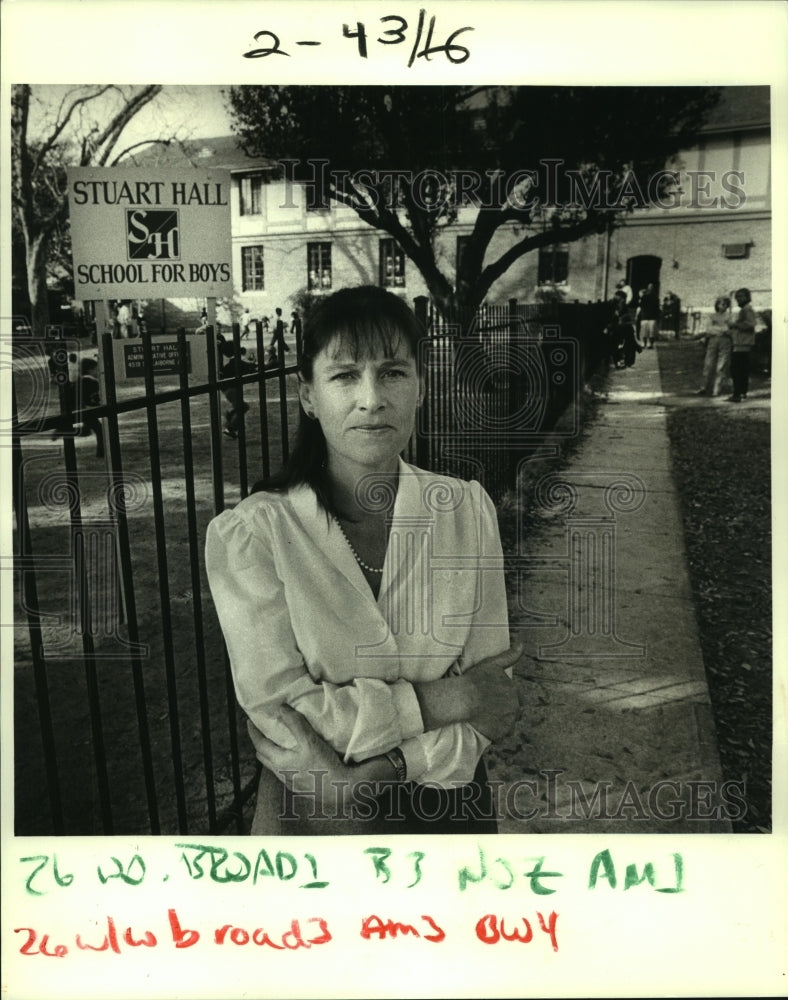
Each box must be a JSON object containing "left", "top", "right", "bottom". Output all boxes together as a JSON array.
[
  {"left": 464, "top": 640, "right": 524, "bottom": 741},
  {"left": 414, "top": 640, "right": 524, "bottom": 741},
  {"left": 249, "top": 705, "right": 350, "bottom": 793}
]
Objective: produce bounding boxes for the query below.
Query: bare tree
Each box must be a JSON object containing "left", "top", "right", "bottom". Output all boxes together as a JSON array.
[{"left": 11, "top": 84, "right": 168, "bottom": 334}]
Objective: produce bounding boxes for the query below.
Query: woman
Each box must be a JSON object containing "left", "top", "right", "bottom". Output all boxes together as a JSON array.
[
  {"left": 206, "top": 286, "right": 522, "bottom": 835},
  {"left": 694, "top": 295, "right": 732, "bottom": 397}
]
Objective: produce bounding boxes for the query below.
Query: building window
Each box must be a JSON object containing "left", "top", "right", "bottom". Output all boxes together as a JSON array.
[
  {"left": 537, "top": 243, "right": 569, "bottom": 285},
  {"left": 239, "top": 174, "right": 263, "bottom": 216},
  {"left": 241, "top": 245, "right": 265, "bottom": 291},
  {"left": 380, "top": 239, "right": 405, "bottom": 287},
  {"left": 308, "top": 242, "right": 332, "bottom": 290}
]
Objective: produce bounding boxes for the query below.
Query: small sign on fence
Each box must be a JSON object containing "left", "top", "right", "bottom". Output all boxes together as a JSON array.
[
  {"left": 122, "top": 340, "right": 192, "bottom": 378},
  {"left": 107, "top": 334, "right": 209, "bottom": 383}
]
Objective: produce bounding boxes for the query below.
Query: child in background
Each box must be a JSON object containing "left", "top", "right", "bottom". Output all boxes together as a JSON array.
[{"left": 695, "top": 295, "right": 732, "bottom": 396}]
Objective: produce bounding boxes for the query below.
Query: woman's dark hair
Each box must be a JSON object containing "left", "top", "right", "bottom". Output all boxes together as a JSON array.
[{"left": 251, "top": 286, "right": 425, "bottom": 515}]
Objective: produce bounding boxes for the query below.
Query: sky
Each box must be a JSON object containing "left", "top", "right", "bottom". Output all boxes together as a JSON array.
[
  {"left": 126, "top": 85, "right": 235, "bottom": 142},
  {"left": 26, "top": 84, "right": 236, "bottom": 150}
]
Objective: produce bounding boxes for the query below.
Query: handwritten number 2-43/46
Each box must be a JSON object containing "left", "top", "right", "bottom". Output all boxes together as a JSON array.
[{"left": 243, "top": 12, "right": 473, "bottom": 65}]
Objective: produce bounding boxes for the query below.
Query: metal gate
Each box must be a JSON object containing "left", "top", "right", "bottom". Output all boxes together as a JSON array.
[{"left": 12, "top": 322, "right": 299, "bottom": 836}]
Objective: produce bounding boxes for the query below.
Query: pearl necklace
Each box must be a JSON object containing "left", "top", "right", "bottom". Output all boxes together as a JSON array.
[{"left": 333, "top": 516, "right": 384, "bottom": 574}]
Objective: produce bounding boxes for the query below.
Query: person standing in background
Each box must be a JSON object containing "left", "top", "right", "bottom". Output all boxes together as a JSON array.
[
  {"left": 694, "top": 296, "right": 732, "bottom": 397},
  {"left": 130, "top": 304, "right": 140, "bottom": 338},
  {"left": 608, "top": 290, "right": 638, "bottom": 368},
  {"left": 107, "top": 301, "right": 119, "bottom": 339},
  {"left": 634, "top": 288, "right": 645, "bottom": 349},
  {"left": 615, "top": 278, "right": 633, "bottom": 306},
  {"left": 241, "top": 307, "right": 252, "bottom": 340},
  {"left": 290, "top": 309, "right": 303, "bottom": 354},
  {"left": 216, "top": 333, "right": 253, "bottom": 438},
  {"left": 638, "top": 283, "right": 661, "bottom": 349},
  {"left": 116, "top": 301, "right": 131, "bottom": 338},
  {"left": 268, "top": 307, "right": 290, "bottom": 366},
  {"left": 728, "top": 288, "right": 757, "bottom": 403}
]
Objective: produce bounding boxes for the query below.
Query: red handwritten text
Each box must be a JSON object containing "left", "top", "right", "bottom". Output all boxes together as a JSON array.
[
  {"left": 475, "top": 912, "right": 559, "bottom": 951},
  {"left": 214, "top": 917, "right": 331, "bottom": 950},
  {"left": 360, "top": 914, "right": 445, "bottom": 942},
  {"left": 15, "top": 918, "right": 158, "bottom": 958}
]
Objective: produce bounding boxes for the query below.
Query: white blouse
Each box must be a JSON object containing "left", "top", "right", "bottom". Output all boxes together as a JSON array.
[{"left": 205, "top": 458, "right": 509, "bottom": 787}]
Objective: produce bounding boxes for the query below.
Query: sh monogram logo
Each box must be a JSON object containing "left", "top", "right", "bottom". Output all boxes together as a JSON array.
[{"left": 126, "top": 209, "right": 180, "bottom": 260}]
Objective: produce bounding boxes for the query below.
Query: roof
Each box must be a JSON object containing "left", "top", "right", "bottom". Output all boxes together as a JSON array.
[
  {"left": 123, "top": 133, "right": 275, "bottom": 173},
  {"left": 701, "top": 85, "right": 770, "bottom": 132}
]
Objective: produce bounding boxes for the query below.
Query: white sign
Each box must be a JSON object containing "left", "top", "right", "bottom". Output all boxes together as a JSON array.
[{"left": 67, "top": 166, "right": 233, "bottom": 299}]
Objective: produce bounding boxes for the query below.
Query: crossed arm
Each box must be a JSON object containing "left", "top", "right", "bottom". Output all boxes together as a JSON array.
[{"left": 251, "top": 641, "right": 524, "bottom": 808}]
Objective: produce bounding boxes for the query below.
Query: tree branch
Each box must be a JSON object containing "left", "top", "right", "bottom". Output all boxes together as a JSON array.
[
  {"left": 478, "top": 213, "right": 608, "bottom": 299},
  {"left": 90, "top": 85, "right": 163, "bottom": 165},
  {"left": 33, "top": 85, "right": 117, "bottom": 174}
]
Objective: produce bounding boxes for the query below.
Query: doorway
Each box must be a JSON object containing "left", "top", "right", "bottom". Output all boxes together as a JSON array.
[{"left": 627, "top": 254, "right": 662, "bottom": 298}]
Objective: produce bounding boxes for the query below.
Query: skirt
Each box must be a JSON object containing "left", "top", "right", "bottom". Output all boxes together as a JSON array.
[{"left": 250, "top": 757, "right": 499, "bottom": 836}]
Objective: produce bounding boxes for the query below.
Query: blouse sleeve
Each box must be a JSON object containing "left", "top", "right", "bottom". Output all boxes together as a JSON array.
[
  {"left": 397, "top": 481, "right": 511, "bottom": 785},
  {"left": 205, "top": 504, "right": 426, "bottom": 764}
]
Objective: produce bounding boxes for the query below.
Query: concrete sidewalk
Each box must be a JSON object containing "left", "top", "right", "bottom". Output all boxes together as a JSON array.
[{"left": 488, "top": 345, "right": 732, "bottom": 833}]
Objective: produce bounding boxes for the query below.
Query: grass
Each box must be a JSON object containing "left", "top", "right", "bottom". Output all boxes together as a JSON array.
[{"left": 657, "top": 339, "right": 772, "bottom": 832}]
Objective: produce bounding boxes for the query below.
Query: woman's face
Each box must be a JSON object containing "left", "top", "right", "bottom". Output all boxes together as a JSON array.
[{"left": 299, "top": 333, "right": 423, "bottom": 479}]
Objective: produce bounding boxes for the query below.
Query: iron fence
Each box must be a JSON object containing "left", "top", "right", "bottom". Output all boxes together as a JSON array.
[{"left": 12, "top": 322, "right": 298, "bottom": 836}]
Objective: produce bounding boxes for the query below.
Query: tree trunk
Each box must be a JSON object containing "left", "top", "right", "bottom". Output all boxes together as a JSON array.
[
  {"left": 418, "top": 280, "right": 484, "bottom": 339},
  {"left": 26, "top": 230, "right": 51, "bottom": 335}
]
